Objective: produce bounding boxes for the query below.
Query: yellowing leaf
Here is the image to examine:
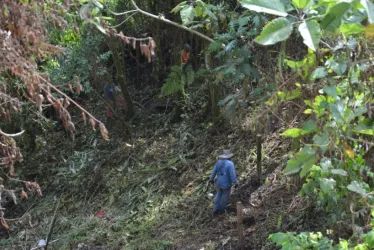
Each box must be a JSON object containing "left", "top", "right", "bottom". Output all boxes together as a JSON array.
[
  {"left": 365, "top": 24, "right": 374, "bottom": 37},
  {"left": 343, "top": 141, "right": 355, "bottom": 159},
  {"left": 304, "top": 109, "right": 313, "bottom": 114}
]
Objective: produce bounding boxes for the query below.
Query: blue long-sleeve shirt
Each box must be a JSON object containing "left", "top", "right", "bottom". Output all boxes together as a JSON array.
[{"left": 210, "top": 159, "right": 238, "bottom": 189}]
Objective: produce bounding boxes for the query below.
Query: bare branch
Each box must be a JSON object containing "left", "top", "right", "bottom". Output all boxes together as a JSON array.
[
  {"left": 110, "top": 12, "right": 138, "bottom": 28},
  {"left": 107, "top": 9, "right": 138, "bottom": 16},
  {"left": 129, "top": 0, "right": 215, "bottom": 44}
]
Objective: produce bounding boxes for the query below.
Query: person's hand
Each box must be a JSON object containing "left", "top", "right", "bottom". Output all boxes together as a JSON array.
[
  {"left": 234, "top": 184, "right": 239, "bottom": 189},
  {"left": 209, "top": 179, "right": 215, "bottom": 185}
]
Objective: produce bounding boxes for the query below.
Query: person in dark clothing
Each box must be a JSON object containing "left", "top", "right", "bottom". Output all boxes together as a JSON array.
[
  {"left": 181, "top": 44, "right": 191, "bottom": 87},
  {"left": 209, "top": 149, "right": 239, "bottom": 214}
]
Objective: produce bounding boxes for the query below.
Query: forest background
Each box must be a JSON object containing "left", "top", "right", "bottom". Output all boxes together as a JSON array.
[{"left": 1, "top": 0, "right": 374, "bottom": 249}]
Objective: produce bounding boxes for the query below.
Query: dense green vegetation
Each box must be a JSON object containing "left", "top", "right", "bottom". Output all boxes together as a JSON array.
[{"left": 1, "top": 0, "right": 374, "bottom": 249}]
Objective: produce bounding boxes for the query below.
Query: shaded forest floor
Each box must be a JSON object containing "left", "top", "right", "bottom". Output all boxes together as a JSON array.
[{"left": 1, "top": 86, "right": 327, "bottom": 250}]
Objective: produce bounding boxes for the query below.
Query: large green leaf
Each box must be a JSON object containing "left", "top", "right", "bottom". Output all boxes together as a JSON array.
[
  {"left": 171, "top": 1, "right": 187, "bottom": 13},
  {"left": 285, "top": 146, "right": 319, "bottom": 176},
  {"left": 339, "top": 24, "right": 366, "bottom": 36},
  {"left": 180, "top": 5, "right": 195, "bottom": 24},
  {"left": 241, "top": 0, "right": 288, "bottom": 17},
  {"left": 255, "top": 17, "right": 293, "bottom": 45},
  {"left": 352, "top": 119, "right": 374, "bottom": 135},
  {"left": 313, "top": 132, "right": 329, "bottom": 153},
  {"left": 323, "top": 85, "right": 337, "bottom": 98},
  {"left": 311, "top": 67, "right": 327, "bottom": 79},
  {"left": 361, "top": 0, "right": 374, "bottom": 24},
  {"left": 331, "top": 169, "right": 348, "bottom": 176},
  {"left": 320, "top": 2, "right": 351, "bottom": 32},
  {"left": 303, "top": 120, "right": 317, "bottom": 132},
  {"left": 329, "top": 100, "right": 345, "bottom": 123},
  {"left": 281, "top": 128, "right": 307, "bottom": 138},
  {"left": 320, "top": 178, "right": 336, "bottom": 193},
  {"left": 298, "top": 20, "right": 321, "bottom": 51},
  {"left": 347, "top": 181, "right": 367, "bottom": 196},
  {"left": 292, "top": 0, "right": 310, "bottom": 9}
]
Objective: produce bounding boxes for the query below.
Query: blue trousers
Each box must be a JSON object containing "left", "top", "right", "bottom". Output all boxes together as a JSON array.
[{"left": 213, "top": 188, "right": 231, "bottom": 213}]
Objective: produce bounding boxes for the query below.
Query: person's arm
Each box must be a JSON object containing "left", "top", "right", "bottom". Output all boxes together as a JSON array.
[
  {"left": 229, "top": 163, "right": 238, "bottom": 186},
  {"left": 210, "top": 163, "right": 218, "bottom": 181}
]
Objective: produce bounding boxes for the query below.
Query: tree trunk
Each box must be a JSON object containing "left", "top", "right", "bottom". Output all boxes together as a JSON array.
[
  {"left": 107, "top": 37, "right": 134, "bottom": 119},
  {"left": 136, "top": 44, "right": 141, "bottom": 89},
  {"left": 204, "top": 43, "right": 220, "bottom": 122}
]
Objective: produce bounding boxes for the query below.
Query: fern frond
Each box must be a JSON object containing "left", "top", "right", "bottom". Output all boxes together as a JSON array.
[{"left": 160, "top": 66, "right": 184, "bottom": 97}]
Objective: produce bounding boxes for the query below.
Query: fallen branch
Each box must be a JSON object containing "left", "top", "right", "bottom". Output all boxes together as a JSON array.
[{"left": 0, "top": 129, "right": 24, "bottom": 137}]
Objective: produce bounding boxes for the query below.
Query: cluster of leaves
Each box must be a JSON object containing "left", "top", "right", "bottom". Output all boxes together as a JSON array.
[
  {"left": 0, "top": 0, "right": 112, "bottom": 231},
  {"left": 240, "top": 0, "right": 374, "bottom": 247},
  {"left": 242, "top": 0, "right": 374, "bottom": 50},
  {"left": 270, "top": 213, "right": 374, "bottom": 249},
  {"left": 160, "top": 66, "right": 195, "bottom": 97}
]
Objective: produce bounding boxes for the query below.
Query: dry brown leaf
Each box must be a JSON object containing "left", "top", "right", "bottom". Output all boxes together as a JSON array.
[
  {"left": 99, "top": 123, "right": 109, "bottom": 140},
  {"left": 7, "top": 190, "right": 17, "bottom": 205},
  {"left": 64, "top": 98, "right": 70, "bottom": 108},
  {"left": 20, "top": 190, "right": 29, "bottom": 200},
  {"left": 90, "top": 117, "right": 96, "bottom": 131},
  {"left": 132, "top": 38, "right": 136, "bottom": 50},
  {"left": 1, "top": 217, "right": 9, "bottom": 231},
  {"left": 82, "top": 112, "right": 87, "bottom": 125},
  {"left": 75, "top": 83, "right": 82, "bottom": 96},
  {"left": 55, "top": 99, "right": 62, "bottom": 111},
  {"left": 67, "top": 121, "right": 76, "bottom": 133},
  {"left": 68, "top": 83, "right": 73, "bottom": 93},
  {"left": 25, "top": 182, "right": 32, "bottom": 191}
]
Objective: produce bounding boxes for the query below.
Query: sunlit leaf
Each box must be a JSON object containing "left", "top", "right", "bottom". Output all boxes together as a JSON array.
[
  {"left": 331, "top": 169, "right": 348, "bottom": 176},
  {"left": 281, "top": 128, "right": 308, "bottom": 138},
  {"left": 339, "top": 24, "right": 365, "bottom": 36},
  {"left": 343, "top": 141, "right": 355, "bottom": 159},
  {"left": 171, "top": 1, "right": 187, "bottom": 13},
  {"left": 255, "top": 17, "right": 293, "bottom": 45},
  {"left": 241, "top": 0, "right": 288, "bottom": 17},
  {"left": 292, "top": 0, "right": 310, "bottom": 9},
  {"left": 361, "top": 0, "right": 374, "bottom": 24},
  {"left": 347, "top": 181, "right": 367, "bottom": 196},
  {"left": 365, "top": 24, "right": 374, "bottom": 37},
  {"left": 320, "top": 178, "right": 336, "bottom": 193},
  {"left": 304, "top": 109, "right": 313, "bottom": 114},
  {"left": 180, "top": 5, "right": 195, "bottom": 24},
  {"left": 298, "top": 20, "right": 321, "bottom": 51}
]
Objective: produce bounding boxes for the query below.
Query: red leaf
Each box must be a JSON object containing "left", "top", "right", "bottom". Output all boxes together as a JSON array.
[{"left": 96, "top": 211, "right": 105, "bottom": 217}]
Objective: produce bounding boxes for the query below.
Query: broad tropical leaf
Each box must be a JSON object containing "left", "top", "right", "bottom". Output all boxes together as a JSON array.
[
  {"left": 320, "top": 2, "right": 351, "bottom": 32},
  {"left": 240, "top": 0, "right": 288, "bottom": 17},
  {"left": 339, "top": 24, "right": 365, "bottom": 36},
  {"left": 180, "top": 5, "right": 195, "bottom": 24},
  {"left": 361, "top": 0, "right": 374, "bottom": 24},
  {"left": 347, "top": 181, "right": 367, "bottom": 196},
  {"left": 311, "top": 67, "right": 327, "bottom": 79},
  {"left": 255, "top": 17, "right": 293, "bottom": 45},
  {"left": 285, "top": 146, "right": 319, "bottom": 176},
  {"left": 292, "top": 0, "right": 310, "bottom": 9},
  {"left": 298, "top": 20, "right": 321, "bottom": 51},
  {"left": 281, "top": 128, "right": 307, "bottom": 138}
]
